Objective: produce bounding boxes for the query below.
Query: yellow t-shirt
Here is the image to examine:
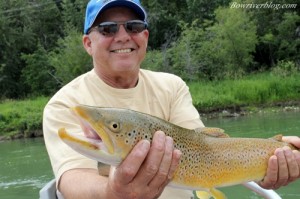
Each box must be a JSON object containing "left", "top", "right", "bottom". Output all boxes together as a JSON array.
[{"left": 43, "top": 69, "right": 204, "bottom": 198}]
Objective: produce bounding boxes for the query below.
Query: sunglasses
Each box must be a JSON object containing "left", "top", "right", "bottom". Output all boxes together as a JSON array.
[{"left": 89, "top": 20, "right": 148, "bottom": 36}]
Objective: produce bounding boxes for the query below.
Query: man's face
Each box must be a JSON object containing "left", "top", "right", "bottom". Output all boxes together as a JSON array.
[{"left": 83, "top": 7, "right": 149, "bottom": 80}]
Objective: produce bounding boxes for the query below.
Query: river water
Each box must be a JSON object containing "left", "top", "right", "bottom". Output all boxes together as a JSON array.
[{"left": 0, "top": 110, "right": 299, "bottom": 199}]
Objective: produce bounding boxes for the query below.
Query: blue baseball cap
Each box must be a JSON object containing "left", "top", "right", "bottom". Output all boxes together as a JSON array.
[{"left": 84, "top": 0, "right": 147, "bottom": 34}]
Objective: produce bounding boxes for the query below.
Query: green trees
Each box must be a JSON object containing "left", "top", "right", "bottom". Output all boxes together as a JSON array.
[
  {"left": 276, "top": 12, "right": 300, "bottom": 63},
  {"left": 143, "top": 7, "right": 258, "bottom": 80},
  {"left": 208, "top": 7, "right": 257, "bottom": 77},
  {"left": 49, "top": 27, "right": 92, "bottom": 85},
  {"left": 0, "top": 0, "right": 299, "bottom": 99},
  {"left": 21, "top": 43, "right": 58, "bottom": 96},
  {"left": 0, "top": 0, "right": 62, "bottom": 98}
]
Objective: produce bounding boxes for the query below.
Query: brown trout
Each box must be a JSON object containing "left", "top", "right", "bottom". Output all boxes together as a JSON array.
[{"left": 58, "top": 105, "right": 298, "bottom": 199}]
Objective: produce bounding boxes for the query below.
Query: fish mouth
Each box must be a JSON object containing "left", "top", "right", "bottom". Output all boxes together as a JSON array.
[
  {"left": 58, "top": 126, "right": 121, "bottom": 165},
  {"left": 79, "top": 117, "right": 102, "bottom": 142},
  {"left": 58, "top": 105, "right": 121, "bottom": 165},
  {"left": 71, "top": 106, "right": 115, "bottom": 155},
  {"left": 58, "top": 127, "right": 106, "bottom": 151}
]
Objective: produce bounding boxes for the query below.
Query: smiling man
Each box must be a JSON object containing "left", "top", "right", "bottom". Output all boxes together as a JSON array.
[{"left": 43, "top": 0, "right": 300, "bottom": 199}]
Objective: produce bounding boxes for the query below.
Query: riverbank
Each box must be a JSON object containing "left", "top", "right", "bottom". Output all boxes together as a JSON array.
[
  {"left": 0, "top": 96, "right": 48, "bottom": 140},
  {"left": 1, "top": 104, "right": 300, "bottom": 141},
  {"left": 1, "top": 99, "right": 299, "bottom": 141},
  {"left": 1, "top": 72, "right": 300, "bottom": 140}
]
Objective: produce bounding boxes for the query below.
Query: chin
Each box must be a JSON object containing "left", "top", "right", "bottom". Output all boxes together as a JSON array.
[{"left": 113, "top": 64, "right": 139, "bottom": 72}]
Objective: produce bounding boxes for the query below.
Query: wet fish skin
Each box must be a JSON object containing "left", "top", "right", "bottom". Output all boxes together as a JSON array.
[{"left": 58, "top": 105, "right": 298, "bottom": 199}]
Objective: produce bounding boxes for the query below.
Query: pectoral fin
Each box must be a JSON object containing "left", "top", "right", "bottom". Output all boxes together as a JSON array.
[
  {"left": 196, "top": 188, "right": 227, "bottom": 199},
  {"left": 98, "top": 162, "right": 110, "bottom": 177},
  {"left": 195, "top": 127, "right": 229, "bottom": 138}
]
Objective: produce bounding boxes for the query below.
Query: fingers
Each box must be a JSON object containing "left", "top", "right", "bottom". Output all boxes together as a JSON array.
[
  {"left": 147, "top": 135, "right": 173, "bottom": 187},
  {"left": 135, "top": 131, "right": 180, "bottom": 187},
  {"left": 148, "top": 136, "right": 182, "bottom": 188},
  {"left": 115, "top": 139, "right": 150, "bottom": 184},
  {"left": 294, "top": 150, "right": 300, "bottom": 176},
  {"left": 109, "top": 131, "right": 182, "bottom": 199},
  {"left": 285, "top": 148, "right": 300, "bottom": 183},
  {"left": 167, "top": 149, "right": 182, "bottom": 180},
  {"left": 259, "top": 155, "right": 278, "bottom": 189},
  {"left": 282, "top": 136, "right": 300, "bottom": 149},
  {"left": 276, "top": 148, "right": 290, "bottom": 187},
  {"left": 259, "top": 146, "right": 300, "bottom": 190}
]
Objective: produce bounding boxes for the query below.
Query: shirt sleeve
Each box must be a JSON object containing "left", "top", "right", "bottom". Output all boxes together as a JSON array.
[
  {"left": 169, "top": 77, "right": 205, "bottom": 129},
  {"left": 43, "top": 93, "right": 97, "bottom": 185}
]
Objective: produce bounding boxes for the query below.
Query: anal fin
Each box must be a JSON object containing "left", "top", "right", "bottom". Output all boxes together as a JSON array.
[
  {"left": 195, "top": 190, "right": 211, "bottom": 199},
  {"left": 196, "top": 188, "right": 227, "bottom": 199}
]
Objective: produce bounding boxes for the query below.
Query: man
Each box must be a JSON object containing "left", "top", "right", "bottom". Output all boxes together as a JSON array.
[{"left": 43, "top": 0, "right": 300, "bottom": 198}]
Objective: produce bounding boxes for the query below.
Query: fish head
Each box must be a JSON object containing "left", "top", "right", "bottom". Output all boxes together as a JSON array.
[{"left": 58, "top": 105, "right": 150, "bottom": 166}]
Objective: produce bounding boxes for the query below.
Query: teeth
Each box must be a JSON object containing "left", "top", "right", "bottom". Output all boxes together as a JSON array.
[{"left": 114, "top": 49, "right": 132, "bottom": 53}]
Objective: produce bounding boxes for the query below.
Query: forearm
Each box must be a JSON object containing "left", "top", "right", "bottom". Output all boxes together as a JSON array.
[{"left": 59, "top": 168, "right": 110, "bottom": 199}]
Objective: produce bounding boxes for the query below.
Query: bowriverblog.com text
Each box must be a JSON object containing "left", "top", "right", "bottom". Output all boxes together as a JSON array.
[{"left": 230, "top": 2, "right": 297, "bottom": 10}]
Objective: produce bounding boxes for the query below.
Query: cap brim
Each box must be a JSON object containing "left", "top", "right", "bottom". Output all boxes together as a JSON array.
[{"left": 87, "top": 1, "right": 147, "bottom": 33}]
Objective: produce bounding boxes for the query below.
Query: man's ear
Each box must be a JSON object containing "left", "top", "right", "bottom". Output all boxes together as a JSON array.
[
  {"left": 82, "top": 35, "right": 93, "bottom": 56},
  {"left": 143, "top": 29, "right": 149, "bottom": 41}
]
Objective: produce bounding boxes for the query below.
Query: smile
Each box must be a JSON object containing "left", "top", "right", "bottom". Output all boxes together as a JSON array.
[{"left": 112, "top": 48, "right": 133, "bottom": 53}]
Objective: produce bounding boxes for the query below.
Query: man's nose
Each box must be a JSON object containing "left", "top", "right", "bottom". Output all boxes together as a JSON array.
[{"left": 114, "top": 24, "right": 131, "bottom": 42}]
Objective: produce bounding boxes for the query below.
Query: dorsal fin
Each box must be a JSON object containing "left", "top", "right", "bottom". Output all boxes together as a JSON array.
[
  {"left": 195, "top": 127, "right": 229, "bottom": 138},
  {"left": 269, "top": 134, "right": 283, "bottom": 141}
]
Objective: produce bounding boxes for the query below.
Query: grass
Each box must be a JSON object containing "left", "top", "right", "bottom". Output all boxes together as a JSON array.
[
  {"left": 0, "top": 72, "right": 300, "bottom": 139},
  {"left": 0, "top": 96, "right": 49, "bottom": 139},
  {"left": 189, "top": 72, "right": 300, "bottom": 112}
]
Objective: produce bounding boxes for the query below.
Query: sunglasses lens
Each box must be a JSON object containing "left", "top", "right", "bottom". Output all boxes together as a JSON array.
[
  {"left": 125, "top": 20, "right": 147, "bottom": 33},
  {"left": 98, "top": 22, "right": 118, "bottom": 36},
  {"left": 96, "top": 20, "right": 147, "bottom": 36}
]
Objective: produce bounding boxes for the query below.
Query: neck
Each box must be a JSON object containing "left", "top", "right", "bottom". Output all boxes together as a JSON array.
[{"left": 95, "top": 69, "right": 139, "bottom": 89}]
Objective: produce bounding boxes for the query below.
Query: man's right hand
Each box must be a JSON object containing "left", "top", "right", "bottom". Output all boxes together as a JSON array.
[{"left": 106, "top": 131, "right": 182, "bottom": 199}]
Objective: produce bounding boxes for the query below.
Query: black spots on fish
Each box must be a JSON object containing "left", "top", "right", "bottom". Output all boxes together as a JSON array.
[
  {"left": 176, "top": 143, "right": 185, "bottom": 150},
  {"left": 224, "top": 160, "right": 230, "bottom": 167},
  {"left": 179, "top": 158, "right": 184, "bottom": 164},
  {"left": 116, "top": 133, "right": 124, "bottom": 138}
]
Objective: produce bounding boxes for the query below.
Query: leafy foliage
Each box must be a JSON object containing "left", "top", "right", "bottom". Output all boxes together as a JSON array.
[
  {"left": 21, "top": 43, "right": 59, "bottom": 96},
  {"left": 49, "top": 27, "right": 92, "bottom": 85},
  {"left": 0, "top": 0, "right": 62, "bottom": 98},
  {"left": 208, "top": 7, "right": 258, "bottom": 75},
  {"left": 0, "top": 0, "right": 299, "bottom": 99},
  {"left": 144, "top": 7, "right": 258, "bottom": 81}
]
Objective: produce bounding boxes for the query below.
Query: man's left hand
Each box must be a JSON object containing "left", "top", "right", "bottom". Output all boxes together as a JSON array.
[{"left": 259, "top": 136, "right": 300, "bottom": 189}]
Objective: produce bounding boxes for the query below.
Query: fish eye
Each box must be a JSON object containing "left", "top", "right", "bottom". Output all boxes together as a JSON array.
[{"left": 108, "top": 121, "right": 120, "bottom": 132}]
